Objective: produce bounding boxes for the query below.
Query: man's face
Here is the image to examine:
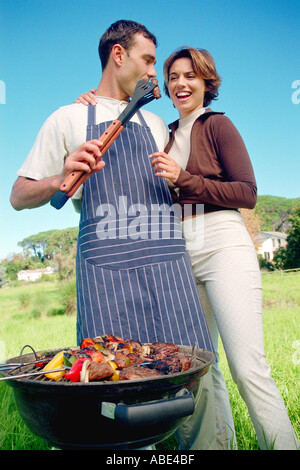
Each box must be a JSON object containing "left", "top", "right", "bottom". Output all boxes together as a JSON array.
[{"left": 119, "top": 34, "right": 157, "bottom": 99}]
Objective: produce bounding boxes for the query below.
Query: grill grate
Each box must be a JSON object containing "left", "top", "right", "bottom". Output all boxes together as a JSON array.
[
  {"left": 2, "top": 344, "right": 212, "bottom": 384},
  {"left": 9, "top": 363, "right": 53, "bottom": 381}
]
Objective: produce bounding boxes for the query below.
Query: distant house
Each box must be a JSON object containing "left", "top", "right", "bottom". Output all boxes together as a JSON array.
[
  {"left": 255, "top": 231, "right": 287, "bottom": 261},
  {"left": 17, "top": 266, "right": 57, "bottom": 282}
]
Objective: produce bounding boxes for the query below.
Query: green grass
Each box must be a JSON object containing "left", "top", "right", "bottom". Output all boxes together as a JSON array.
[
  {"left": 0, "top": 281, "right": 76, "bottom": 450},
  {"left": 0, "top": 281, "right": 76, "bottom": 359},
  {"left": 218, "top": 272, "right": 300, "bottom": 450},
  {"left": 0, "top": 274, "right": 299, "bottom": 450}
]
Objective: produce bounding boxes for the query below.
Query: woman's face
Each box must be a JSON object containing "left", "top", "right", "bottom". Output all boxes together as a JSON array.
[{"left": 168, "top": 57, "right": 206, "bottom": 118}]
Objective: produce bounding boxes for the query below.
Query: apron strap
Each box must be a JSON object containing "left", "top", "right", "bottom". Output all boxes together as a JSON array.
[
  {"left": 88, "top": 103, "right": 96, "bottom": 126},
  {"left": 136, "top": 110, "right": 148, "bottom": 127}
]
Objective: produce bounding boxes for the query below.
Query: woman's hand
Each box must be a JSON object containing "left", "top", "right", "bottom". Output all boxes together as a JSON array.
[
  {"left": 149, "top": 152, "right": 181, "bottom": 184},
  {"left": 74, "top": 89, "right": 97, "bottom": 106}
]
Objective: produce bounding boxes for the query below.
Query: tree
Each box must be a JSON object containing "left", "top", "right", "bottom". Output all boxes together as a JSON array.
[
  {"left": 0, "top": 265, "right": 6, "bottom": 287},
  {"left": 1, "top": 253, "right": 40, "bottom": 282},
  {"left": 255, "top": 195, "right": 299, "bottom": 232},
  {"left": 52, "top": 243, "right": 77, "bottom": 280},
  {"left": 284, "top": 206, "right": 300, "bottom": 269},
  {"left": 18, "top": 227, "right": 78, "bottom": 260},
  {"left": 272, "top": 247, "right": 287, "bottom": 270},
  {"left": 47, "top": 228, "right": 79, "bottom": 256},
  {"left": 18, "top": 230, "right": 56, "bottom": 259},
  {"left": 273, "top": 206, "right": 300, "bottom": 269}
]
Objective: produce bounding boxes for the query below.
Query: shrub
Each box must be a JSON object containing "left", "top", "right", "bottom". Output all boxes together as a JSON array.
[
  {"left": 58, "top": 279, "right": 76, "bottom": 315},
  {"left": 46, "top": 307, "right": 66, "bottom": 317},
  {"left": 30, "top": 308, "right": 41, "bottom": 319},
  {"left": 18, "top": 292, "right": 31, "bottom": 310}
]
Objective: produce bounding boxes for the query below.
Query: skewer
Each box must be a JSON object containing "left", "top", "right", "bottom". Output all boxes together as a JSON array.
[
  {"left": 190, "top": 343, "right": 197, "bottom": 368},
  {"left": 0, "top": 367, "right": 70, "bottom": 381},
  {"left": 0, "top": 358, "right": 52, "bottom": 371}
]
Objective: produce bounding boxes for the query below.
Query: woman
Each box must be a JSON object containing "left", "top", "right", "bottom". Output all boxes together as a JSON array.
[
  {"left": 75, "top": 47, "right": 298, "bottom": 450},
  {"left": 149, "top": 47, "right": 298, "bottom": 450}
]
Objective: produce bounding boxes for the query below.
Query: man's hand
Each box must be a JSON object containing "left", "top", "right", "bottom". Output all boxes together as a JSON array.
[
  {"left": 10, "top": 139, "right": 105, "bottom": 211},
  {"left": 60, "top": 139, "right": 105, "bottom": 184}
]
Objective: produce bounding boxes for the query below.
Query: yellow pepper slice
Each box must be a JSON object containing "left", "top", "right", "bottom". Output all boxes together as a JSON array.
[
  {"left": 126, "top": 344, "right": 133, "bottom": 353},
  {"left": 42, "top": 350, "right": 66, "bottom": 381},
  {"left": 110, "top": 369, "right": 120, "bottom": 381},
  {"left": 107, "top": 361, "right": 119, "bottom": 381},
  {"left": 108, "top": 360, "right": 118, "bottom": 370}
]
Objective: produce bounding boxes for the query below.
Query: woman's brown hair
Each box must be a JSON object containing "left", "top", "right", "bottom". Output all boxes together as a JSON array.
[{"left": 163, "top": 47, "right": 222, "bottom": 107}]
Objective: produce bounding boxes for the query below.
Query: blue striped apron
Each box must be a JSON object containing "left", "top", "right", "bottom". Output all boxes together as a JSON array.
[{"left": 76, "top": 104, "right": 213, "bottom": 352}]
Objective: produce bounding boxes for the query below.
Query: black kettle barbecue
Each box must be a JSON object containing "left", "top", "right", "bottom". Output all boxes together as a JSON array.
[{"left": 1, "top": 344, "right": 215, "bottom": 450}]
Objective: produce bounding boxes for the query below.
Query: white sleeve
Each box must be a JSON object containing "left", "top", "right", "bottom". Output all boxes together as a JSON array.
[{"left": 17, "top": 111, "right": 68, "bottom": 181}]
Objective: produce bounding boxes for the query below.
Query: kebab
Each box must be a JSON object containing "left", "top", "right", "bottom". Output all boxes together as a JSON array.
[
  {"left": 1, "top": 335, "right": 193, "bottom": 383},
  {"left": 46, "top": 335, "right": 191, "bottom": 383}
]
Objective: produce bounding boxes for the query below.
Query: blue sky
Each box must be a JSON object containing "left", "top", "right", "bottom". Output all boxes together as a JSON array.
[{"left": 0, "top": 0, "right": 299, "bottom": 260}]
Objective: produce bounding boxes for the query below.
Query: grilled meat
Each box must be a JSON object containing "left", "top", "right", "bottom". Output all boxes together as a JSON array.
[
  {"left": 144, "top": 356, "right": 180, "bottom": 375},
  {"left": 149, "top": 342, "right": 179, "bottom": 359},
  {"left": 88, "top": 361, "right": 115, "bottom": 381},
  {"left": 41, "top": 337, "right": 193, "bottom": 383},
  {"left": 92, "top": 336, "right": 106, "bottom": 347},
  {"left": 118, "top": 340, "right": 143, "bottom": 353},
  {"left": 175, "top": 353, "right": 191, "bottom": 371},
  {"left": 126, "top": 353, "right": 146, "bottom": 367},
  {"left": 75, "top": 346, "right": 104, "bottom": 363},
  {"left": 143, "top": 353, "right": 191, "bottom": 375},
  {"left": 114, "top": 349, "right": 131, "bottom": 369},
  {"left": 119, "top": 365, "right": 164, "bottom": 380},
  {"left": 114, "top": 350, "right": 146, "bottom": 369}
]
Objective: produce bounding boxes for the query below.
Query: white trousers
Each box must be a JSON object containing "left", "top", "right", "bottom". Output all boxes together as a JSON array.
[{"left": 182, "top": 210, "right": 298, "bottom": 450}]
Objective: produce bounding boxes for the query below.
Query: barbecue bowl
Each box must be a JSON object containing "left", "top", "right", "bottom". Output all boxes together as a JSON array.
[{"left": 2, "top": 345, "right": 215, "bottom": 450}]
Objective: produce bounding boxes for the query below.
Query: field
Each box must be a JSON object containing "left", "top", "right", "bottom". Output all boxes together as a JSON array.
[{"left": 0, "top": 273, "right": 299, "bottom": 450}]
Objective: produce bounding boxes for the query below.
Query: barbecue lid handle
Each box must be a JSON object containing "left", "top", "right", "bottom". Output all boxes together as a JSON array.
[{"left": 101, "top": 389, "right": 194, "bottom": 428}]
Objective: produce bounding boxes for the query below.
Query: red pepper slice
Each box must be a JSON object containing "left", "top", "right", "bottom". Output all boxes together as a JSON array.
[
  {"left": 91, "top": 350, "right": 104, "bottom": 363},
  {"left": 35, "top": 359, "right": 50, "bottom": 368},
  {"left": 64, "top": 358, "right": 90, "bottom": 382},
  {"left": 80, "top": 338, "right": 95, "bottom": 349}
]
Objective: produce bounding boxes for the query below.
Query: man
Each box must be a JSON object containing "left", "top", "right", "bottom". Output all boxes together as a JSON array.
[{"left": 10, "top": 20, "right": 215, "bottom": 449}]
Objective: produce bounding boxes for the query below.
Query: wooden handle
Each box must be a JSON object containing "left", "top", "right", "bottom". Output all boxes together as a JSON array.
[
  {"left": 59, "top": 120, "right": 123, "bottom": 195},
  {"left": 66, "top": 124, "right": 124, "bottom": 197}
]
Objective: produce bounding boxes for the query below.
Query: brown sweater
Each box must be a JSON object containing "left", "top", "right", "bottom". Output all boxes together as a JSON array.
[{"left": 165, "top": 109, "right": 257, "bottom": 216}]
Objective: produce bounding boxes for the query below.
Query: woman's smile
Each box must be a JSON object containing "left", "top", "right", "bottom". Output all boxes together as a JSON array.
[{"left": 176, "top": 91, "right": 192, "bottom": 101}]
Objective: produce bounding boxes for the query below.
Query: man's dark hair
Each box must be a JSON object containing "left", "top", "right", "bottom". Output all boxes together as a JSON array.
[{"left": 98, "top": 20, "right": 158, "bottom": 70}]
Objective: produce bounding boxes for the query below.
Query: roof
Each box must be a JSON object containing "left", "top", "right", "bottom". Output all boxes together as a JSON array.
[
  {"left": 254, "top": 231, "right": 287, "bottom": 243},
  {"left": 17, "top": 267, "right": 55, "bottom": 275}
]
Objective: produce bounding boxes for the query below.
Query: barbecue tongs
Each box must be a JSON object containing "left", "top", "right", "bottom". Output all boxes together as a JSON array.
[{"left": 50, "top": 80, "right": 159, "bottom": 210}]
